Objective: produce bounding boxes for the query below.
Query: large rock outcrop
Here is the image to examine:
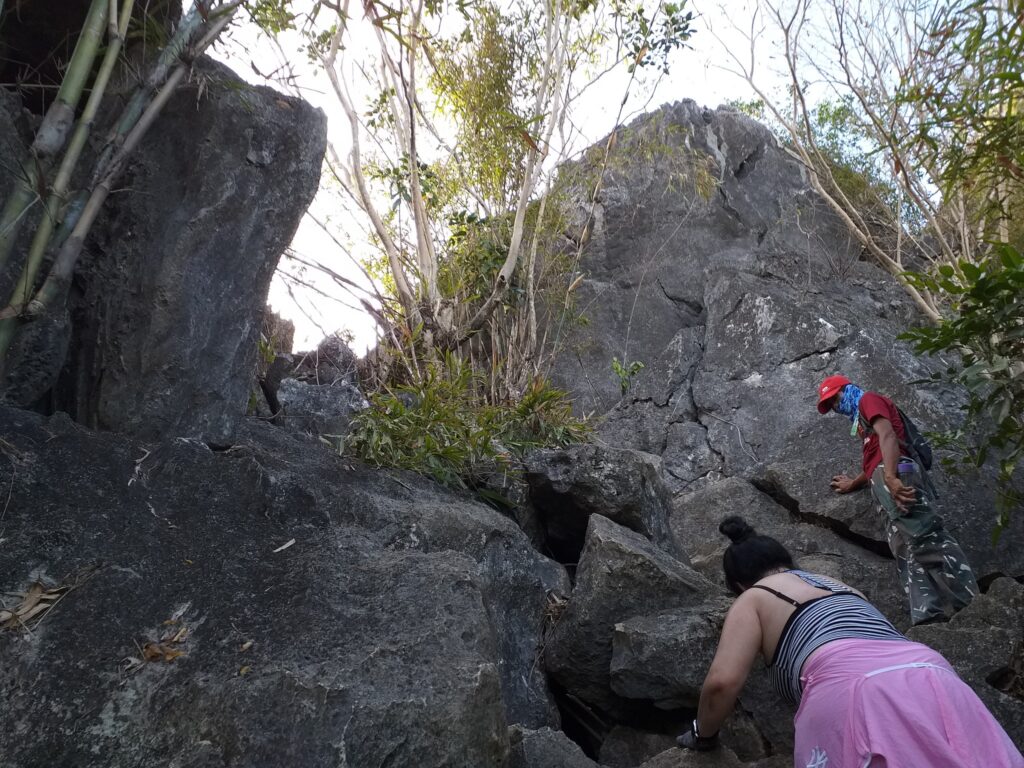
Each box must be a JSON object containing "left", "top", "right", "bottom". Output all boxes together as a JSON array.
[
  {"left": 0, "top": 405, "right": 567, "bottom": 766},
  {"left": 552, "top": 99, "right": 1023, "bottom": 587},
  {"left": 543, "top": 99, "right": 1024, "bottom": 757},
  {"left": 544, "top": 514, "right": 711, "bottom": 716},
  {"left": 525, "top": 444, "right": 682, "bottom": 562},
  {"left": 0, "top": 57, "right": 326, "bottom": 442}
]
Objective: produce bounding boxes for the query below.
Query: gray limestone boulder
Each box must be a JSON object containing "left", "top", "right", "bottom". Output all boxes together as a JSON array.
[
  {"left": 598, "top": 726, "right": 678, "bottom": 767},
  {"left": 276, "top": 378, "right": 368, "bottom": 438},
  {"left": 0, "top": 404, "right": 566, "bottom": 765},
  {"left": 544, "top": 515, "right": 711, "bottom": 715},
  {"left": 290, "top": 334, "right": 361, "bottom": 385},
  {"left": 378, "top": 489, "right": 571, "bottom": 728},
  {"left": 1, "top": 58, "right": 327, "bottom": 443},
  {"left": 610, "top": 604, "right": 729, "bottom": 709},
  {"left": 508, "top": 726, "right": 599, "bottom": 768},
  {"left": 525, "top": 443, "right": 683, "bottom": 562}
]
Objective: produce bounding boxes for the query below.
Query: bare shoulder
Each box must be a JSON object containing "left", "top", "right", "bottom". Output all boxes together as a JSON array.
[
  {"left": 726, "top": 588, "right": 766, "bottom": 619},
  {"left": 720, "top": 591, "right": 765, "bottom": 642}
]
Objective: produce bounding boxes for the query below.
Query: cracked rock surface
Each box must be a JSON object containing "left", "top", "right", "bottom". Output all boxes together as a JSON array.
[
  {"left": 554, "top": 100, "right": 1023, "bottom": 581},
  {"left": 0, "top": 406, "right": 567, "bottom": 766},
  {"left": 1, "top": 89, "right": 1021, "bottom": 768},
  {"left": 544, "top": 100, "right": 1024, "bottom": 759}
]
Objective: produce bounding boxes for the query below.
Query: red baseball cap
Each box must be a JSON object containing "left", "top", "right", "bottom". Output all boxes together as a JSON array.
[{"left": 817, "top": 375, "right": 851, "bottom": 414}]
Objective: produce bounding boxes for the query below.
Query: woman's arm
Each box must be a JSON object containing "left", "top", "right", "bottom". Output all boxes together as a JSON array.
[{"left": 694, "top": 595, "right": 763, "bottom": 736}]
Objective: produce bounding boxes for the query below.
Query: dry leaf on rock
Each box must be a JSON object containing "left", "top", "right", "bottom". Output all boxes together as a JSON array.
[
  {"left": 167, "top": 625, "right": 188, "bottom": 644},
  {"left": 1, "top": 581, "right": 69, "bottom": 631},
  {"left": 142, "top": 642, "right": 186, "bottom": 662}
]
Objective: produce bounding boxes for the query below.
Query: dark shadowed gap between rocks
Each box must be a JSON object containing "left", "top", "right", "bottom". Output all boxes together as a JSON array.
[
  {"left": 986, "top": 641, "right": 1024, "bottom": 703},
  {"left": 527, "top": 498, "right": 592, "bottom": 579},
  {"left": 976, "top": 571, "right": 1024, "bottom": 592},
  {"left": 547, "top": 677, "right": 692, "bottom": 760},
  {"left": 749, "top": 476, "right": 894, "bottom": 559}
]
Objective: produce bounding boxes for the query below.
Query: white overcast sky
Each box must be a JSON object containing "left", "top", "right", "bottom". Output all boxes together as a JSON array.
[{"left": 207, "top": 0, "right": 776, "bottom": 353}]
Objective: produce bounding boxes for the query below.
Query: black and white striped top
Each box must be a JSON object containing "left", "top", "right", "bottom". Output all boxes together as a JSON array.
[{"left": 754, "top": 570, "right": 905, "bottom": 706}]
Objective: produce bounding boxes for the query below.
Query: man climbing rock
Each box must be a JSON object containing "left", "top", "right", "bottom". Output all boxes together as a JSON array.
[{"left": 816, "top": 375, "right": 978, "bottom": 625}]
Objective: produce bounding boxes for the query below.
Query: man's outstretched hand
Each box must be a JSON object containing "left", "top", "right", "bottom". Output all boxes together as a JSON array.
[{"left": 830, "top": 474, "right": 861, "bottom": 494}]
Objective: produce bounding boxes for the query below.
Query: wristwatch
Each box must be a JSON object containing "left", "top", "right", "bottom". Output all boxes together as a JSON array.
[{"left": 676, "top": 718, "right": 719, "bottom": 751}]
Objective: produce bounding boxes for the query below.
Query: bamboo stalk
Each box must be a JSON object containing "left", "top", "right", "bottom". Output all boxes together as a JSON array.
[
  {"left": 107, "top": 0, "right": 118, "bottom": 39},
  {"left": 0, "top": 0, "right": 109, "bottom": 273},
  {"left": 0, "top": 1, "right": 239, "bottom": 362},
  {"left": 8, "top": 0, "right": 136, "bottom": 315}
]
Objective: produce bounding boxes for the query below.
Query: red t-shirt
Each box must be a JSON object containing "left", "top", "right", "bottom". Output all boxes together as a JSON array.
[{"left": 858, "top": 392, "right": 908, "bottom": 477}]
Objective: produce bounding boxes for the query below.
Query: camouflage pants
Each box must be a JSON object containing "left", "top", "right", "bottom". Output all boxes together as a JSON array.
[{"left": 870, "top": 461, "right": 979, "bottom": 625}]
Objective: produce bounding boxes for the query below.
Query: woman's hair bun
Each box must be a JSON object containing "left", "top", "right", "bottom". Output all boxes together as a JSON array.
[{"left": 719, "top": 515, "right": 755, "bottom": 544}]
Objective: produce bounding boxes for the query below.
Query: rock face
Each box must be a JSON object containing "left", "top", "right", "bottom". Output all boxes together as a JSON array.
[
  {"left": 525, "top": 444, "right": 682, "bottom": 561},
  {"left": 276, "top": 378, "right": 367, "bottom": 437},
  {"left": 542, "top": 99, "right": 1024, "bottom": 758},
  {"left": 0, "top": 58, "right": 326, "bottom": 442},
  {"left": 2, "top": 85, "right": 1023, "bottom": 768},
  {"left": 551, "top": 100, "right": 1024, "bottom": 579},
  {"left": 0, "top": 405, "right": 567, "bottom": 766},
  {"left": 544, "top": 515, "right": 711, "bottom": 715},
  {"left": 508, "top": 726, "right": 600, "bottom": 768},
  {"left": 610, "top": 606, "right": 727, "bottom": 708}
]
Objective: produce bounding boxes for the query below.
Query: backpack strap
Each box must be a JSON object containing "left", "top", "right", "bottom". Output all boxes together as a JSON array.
[
  {"left": 854, "top": 403, "right": 905, "bottom": 449},
  {"left": 852, "top": 405, "right": 870, "bottom": 437}
]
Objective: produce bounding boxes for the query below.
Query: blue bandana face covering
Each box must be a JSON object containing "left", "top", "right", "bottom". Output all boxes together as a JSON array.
[{"left": 835, "top": 383, "right": 864, "bottom": 422}]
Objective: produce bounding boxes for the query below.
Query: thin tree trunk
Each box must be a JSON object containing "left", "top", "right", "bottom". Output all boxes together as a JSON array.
[
  {"left": 460, "top": 0, "right": 567, "bottom": 342},
  {"left": 321, "top": 3, "right": 420, "bottom": 327}
]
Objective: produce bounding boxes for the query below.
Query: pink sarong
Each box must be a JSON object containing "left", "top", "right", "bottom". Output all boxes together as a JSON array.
[{"left": 793, "top": 638, "right": 1024, "bottom": 768}]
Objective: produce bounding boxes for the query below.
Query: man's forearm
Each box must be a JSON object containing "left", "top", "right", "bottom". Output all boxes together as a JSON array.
[
  {"left": 880, "top": 432, "right": 902, "bottom": 479},
  {"left": 851, "top": 470, "right": 869, "bottom": 489}
]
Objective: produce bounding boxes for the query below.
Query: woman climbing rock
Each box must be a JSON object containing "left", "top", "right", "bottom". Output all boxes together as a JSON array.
[{"left": 677, "top": 516, "right": 1023, "bottom": 767}]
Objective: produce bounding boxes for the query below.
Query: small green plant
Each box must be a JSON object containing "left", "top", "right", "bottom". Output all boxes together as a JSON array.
[
  {"left": 611, "top": 357, "right": 645, "bottom": 395},
  {"left": 345, "top": 353, "right": 589, "bottom": 490}
]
